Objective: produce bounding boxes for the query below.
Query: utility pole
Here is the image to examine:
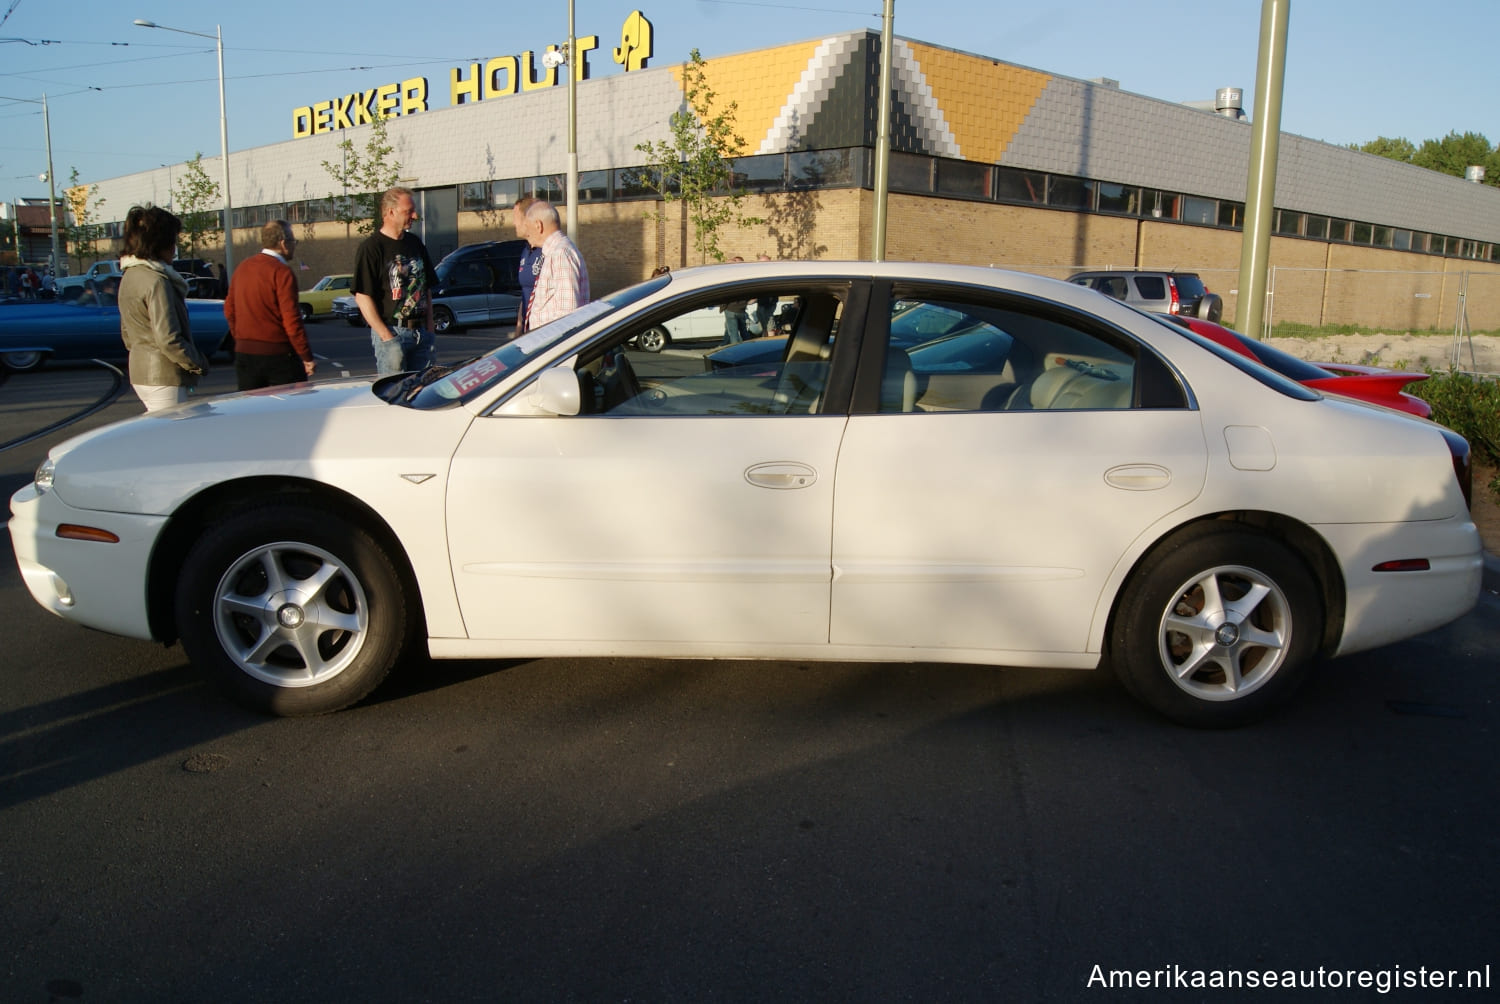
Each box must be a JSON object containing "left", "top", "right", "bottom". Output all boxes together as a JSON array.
[{"left": 1236, "top": 0, "right": 1291, "bottom": 339}]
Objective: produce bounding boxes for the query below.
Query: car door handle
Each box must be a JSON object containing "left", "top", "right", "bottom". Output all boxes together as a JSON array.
[
  {"left": 1103, "top": 464, "right": 1172, "bottom": 491},
  {"left": 745, "top": 462, "right": 818, "bottom": 490}
]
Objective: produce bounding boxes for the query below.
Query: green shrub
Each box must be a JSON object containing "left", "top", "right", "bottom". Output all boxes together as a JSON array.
[{"left": 1413, "top": 371, "right": 1500, "bottom": 479}]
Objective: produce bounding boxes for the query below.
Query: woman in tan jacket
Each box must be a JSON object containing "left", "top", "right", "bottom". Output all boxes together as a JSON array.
[{"left": 118, "top": 205, "right": 209, "bottom": 411}]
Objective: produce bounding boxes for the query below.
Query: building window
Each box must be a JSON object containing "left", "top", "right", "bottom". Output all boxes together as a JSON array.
[
  {"left": 1181, "top": 196, "right": 1216, "bottom": 225},
  {"left": 1048, "top": 175, "right": 1092, "bottom": 210},
  {"left": 460, "top": 182, "right": 491, "bottom": 212},
  {"left": 995, "top": 167, "right": 1045, "bottom": 204},
  {"left": 1372, "top": 225, "right": 1392, "bottom": 247},
  {"left": 1351, "top": 221, "right": 1373, "bottom": 244},
  {"left": 522, "top": 176, "right": 564, "bottom": 202},
  {"left": 1327, "top": 219, "right": 1350, "bottom": 242},
  {"left": 1304, "top": 215, "right": 1330, "bottom": 240},
  {"left": 789, "top": 148, "right": 860, "bottom": 189},
  {"left": 1096, "top": 182, "right": 1139, "bottom": 214},
  {"left": 935, "top": 158, "right": 991, "bottom": 199},
  {"left": 1142, "top": 189, "right": 1178, "bottom": 219},
  {"left": 1218, "top": 201, "right": 1244, "bottom": 228},
  {"left": 889, "top": 151, "right": 934, "bottom": 193},
  {"left": 578, "top": 170, "right": 610, "bottom": 202},
  {"left": 1273, "top": 210, "right": 1302, "bottom": 236},
  {"left": 732, "top": 154, "right": 785, "bottom": 193}
]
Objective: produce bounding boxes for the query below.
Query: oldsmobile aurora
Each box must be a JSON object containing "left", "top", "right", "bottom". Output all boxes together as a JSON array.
[{"left": 9, "top": 262, "right": 1482, "bottom": 726}]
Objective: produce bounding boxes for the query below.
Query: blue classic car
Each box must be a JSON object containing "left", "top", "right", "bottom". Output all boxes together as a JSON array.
[{"left": 0, "top": 289, "right": 230, "bottom": 372}]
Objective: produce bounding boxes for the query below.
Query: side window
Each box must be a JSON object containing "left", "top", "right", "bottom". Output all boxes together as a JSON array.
[
  {"left": 575, "top": 288, "right": 844, "bottom": 417},
  {"left": 1097, "top": 276, "right": 1128, "bottom": 299},
  {"left": 494, "top": 257, "right": 522, "bottom": 293},
  {"left": 1132, "top": 275, "right": 1166, "bottom": 300},
  {"left": 878, "top": 296, "right": 1137, "bottom": 413},
  {"left": 333, "top": 277, "right": 351, "bottom": 291}
]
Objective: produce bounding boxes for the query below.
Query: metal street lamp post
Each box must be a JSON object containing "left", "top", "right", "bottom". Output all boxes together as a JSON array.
[
  {"left": 542, "top": 0, "right": 579, "bottom": 241},
  {"left": 132, "top": 19, "right": 233, "bottom": 276},
  {"left": 0, "top": 92, "right": 63, "bottom": 273}
]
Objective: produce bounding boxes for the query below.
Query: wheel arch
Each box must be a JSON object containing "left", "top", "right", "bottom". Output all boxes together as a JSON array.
[
  {"left": 1100, "top": 510, "right": 1346, "bottom": 660},
  {"left": 145, "top": 476, "right": 426, "bottom": 645}
]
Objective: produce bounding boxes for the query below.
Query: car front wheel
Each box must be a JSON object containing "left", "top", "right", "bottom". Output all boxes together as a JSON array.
[
  {"left": 432, "top": 305, "right": 455, "bottom": 334},
  {"left": 1109, "top": 524, "right": 1322, "bottom": 728},
  {"left": 175, "top": 502, "right": 417, "bottom": 715},
  {"left": 636, "top": 326, "right": 669, "bottom": 353}
]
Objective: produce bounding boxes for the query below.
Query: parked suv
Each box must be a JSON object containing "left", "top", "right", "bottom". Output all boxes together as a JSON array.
[
  {"left": 1066, "top": 269, "right": 1222, "bottom": 323},
  {"left": 430, "top": 239, "right": 527, "bottom": 332}
]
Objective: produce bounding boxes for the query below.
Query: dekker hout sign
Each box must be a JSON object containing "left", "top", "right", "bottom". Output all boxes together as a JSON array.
[{"left": 290, "top": 9, "right": 654, "bottom": 138}]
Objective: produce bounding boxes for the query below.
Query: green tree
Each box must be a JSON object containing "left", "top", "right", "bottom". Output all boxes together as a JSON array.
[
  {"left": 173, "top": 153, "right": 223, "bottom": 257},
  {"left": 1351, "top": 136, "right": 1416, "bottom": 162},
  {"left": 1354, "top": 131, "right": 1500, "bottom": 186},
  {"left": 322, "top": 115, "right": 401, "bottom": 236},
  {"left": 635, "top": 49, "right": 763, "bottom": 264},
  {"left": 64, "top": 167, "right": 107, "bottom": 272},
  {"left": 1412, "top": 131, "right": 1498, "bottom": 183}
]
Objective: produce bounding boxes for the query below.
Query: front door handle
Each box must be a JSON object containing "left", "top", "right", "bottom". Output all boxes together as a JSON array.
[{"left": 745, "top": 462, "right": 818, "bottom": 490}]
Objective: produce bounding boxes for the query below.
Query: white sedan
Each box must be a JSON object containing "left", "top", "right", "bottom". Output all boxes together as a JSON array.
[{"left": 9, "top": 262, "right": 1483, "bottom": 726}]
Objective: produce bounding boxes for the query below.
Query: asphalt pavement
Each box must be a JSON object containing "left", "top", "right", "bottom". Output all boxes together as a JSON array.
[{"left": 1, "top": 324, "right": 1497, "bottom": 1002}]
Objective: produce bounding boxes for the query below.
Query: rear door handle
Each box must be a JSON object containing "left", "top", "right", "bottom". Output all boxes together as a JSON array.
[{"left": 1104, "top": 464, "right": 1171, "bottom": 491}]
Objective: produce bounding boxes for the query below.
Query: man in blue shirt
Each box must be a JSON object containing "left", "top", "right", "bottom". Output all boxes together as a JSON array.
[{"left": 511, "top": 195, "right": 544, "bottom": 336}]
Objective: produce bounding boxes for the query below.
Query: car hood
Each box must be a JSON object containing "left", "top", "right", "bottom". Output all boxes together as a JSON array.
[{"left": 46, "top": 379, "right": 470, "bottom": 515}]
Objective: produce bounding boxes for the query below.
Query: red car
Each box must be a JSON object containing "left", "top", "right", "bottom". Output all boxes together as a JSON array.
[{"left": 1168, "top": 316, "right": 1432, "bottom": 418}]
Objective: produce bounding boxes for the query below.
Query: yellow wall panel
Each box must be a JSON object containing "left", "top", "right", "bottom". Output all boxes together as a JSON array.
[
  {"left": 906, "top": 43, "right": 1051, "bottom": 163},
  {"left": 670, "top": 42, "right": 826, "bottom": 152}
]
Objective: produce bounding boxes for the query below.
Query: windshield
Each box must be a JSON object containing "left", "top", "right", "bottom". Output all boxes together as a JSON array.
[{"left": 397, "top": 275, "right": 671, "bottom": 409}]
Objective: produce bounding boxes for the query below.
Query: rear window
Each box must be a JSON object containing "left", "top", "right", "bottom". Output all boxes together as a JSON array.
[
  {"left": 1172, "top": 274, "right": 1207, "bottom": 298},
  {"left": 1133, "top": 276, "right": 1166, "bottom": 300}
]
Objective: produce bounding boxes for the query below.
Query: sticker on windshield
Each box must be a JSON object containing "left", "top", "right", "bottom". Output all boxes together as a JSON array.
[{"left": 442, "top": 356, "right": 508, "bottom": 398}]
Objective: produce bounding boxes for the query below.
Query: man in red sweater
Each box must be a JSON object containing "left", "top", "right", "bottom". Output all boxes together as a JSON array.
[{"left": 224, "top": 220, "right": 316, "bottom": 390}]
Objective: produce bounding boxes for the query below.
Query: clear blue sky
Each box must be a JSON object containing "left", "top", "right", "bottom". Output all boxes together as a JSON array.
[{"left": 2, "top": 0, "right": 1496, "bottom": 199}]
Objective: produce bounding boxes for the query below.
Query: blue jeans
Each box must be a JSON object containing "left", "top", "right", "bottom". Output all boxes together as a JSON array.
[
  {"left": 722, "top": 310, "right": 748, "bottom": 345},
  {"left": 372, "top": 325, "right": 435, "bottom": 376}
]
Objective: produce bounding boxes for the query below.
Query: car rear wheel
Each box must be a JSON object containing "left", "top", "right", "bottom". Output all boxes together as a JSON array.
[
  {"left": 175, "top": 502, "right": 417, "bottom": 716},
  {"left": 636, "top": 326, "right": 669, "bottom": 353},
  {"left": 1109, "top": 523, "right": 1321, "bottom": 728},
  {"left": 1, "top": 350, "right": 45, "bottom": 372},
  {"left": 432, "top": 305, "right": 455, "bottom": 334},
  {"left": 299, "top": 303, "right": 313, "bottom": 321}
]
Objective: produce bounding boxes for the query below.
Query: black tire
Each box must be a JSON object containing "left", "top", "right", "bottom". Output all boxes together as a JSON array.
[
  {"left": 299, "top": 303, "right": 313, "bottom": 321},
  {"left": 174, "top": 502, "right": 418, "bottom": 715},
  {"left": 432, "top": 305, "right": 455, "bottom": 334},
  {"left": 636, "top": 326, "right": 669, "bottom": 353},
  {"left": 2, "top": 350, "right": 45, "bottom": 372},
  {"left": 1109, "top": 523, "right": 1322, "bottom": 728}
]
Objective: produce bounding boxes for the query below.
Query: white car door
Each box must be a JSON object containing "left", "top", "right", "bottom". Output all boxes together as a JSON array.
[
  {"left": 444, "top": 286, "right": 854, "bottom": 647},
  {"left": 830, "top": 290, "right": 1208, "bottom": 657}
]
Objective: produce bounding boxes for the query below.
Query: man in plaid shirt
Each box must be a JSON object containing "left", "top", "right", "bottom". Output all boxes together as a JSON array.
[{"left": 522, "top": 200, "right": 590, "bottom": 329}]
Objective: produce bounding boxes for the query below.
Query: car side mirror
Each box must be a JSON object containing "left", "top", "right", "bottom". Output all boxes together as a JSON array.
[{"left": 533, "top": 366, "right": 581, "bottom": 416}]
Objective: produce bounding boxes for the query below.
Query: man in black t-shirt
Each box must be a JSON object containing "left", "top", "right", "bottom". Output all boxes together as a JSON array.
[{"left": 351, "top": 186, "right": 436, "bottom": 376}]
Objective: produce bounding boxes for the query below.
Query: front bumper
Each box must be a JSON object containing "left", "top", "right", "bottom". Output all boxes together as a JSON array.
[{"left": 9, "top": 482, "right": 166, "bottom": 642}]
